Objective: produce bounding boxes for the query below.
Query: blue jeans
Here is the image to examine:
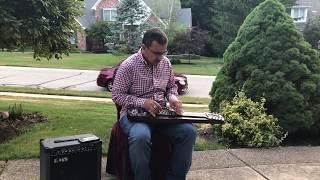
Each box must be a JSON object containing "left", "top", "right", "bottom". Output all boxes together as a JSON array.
[{"left": 119, "top": 115, "right": 197, "bottom": 180}]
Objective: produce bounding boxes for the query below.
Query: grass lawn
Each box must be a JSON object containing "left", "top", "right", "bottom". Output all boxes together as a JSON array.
[
  {"left": 172, "top": 57, "right": 223, "bottom": 76},
  {"left": 0, "top": 86, "right": 112, "bottom": 98},
  {"left": 0, "top": 52, "right": 223, "bottom": 76},
  {"left": 0, "top": 52, "right": 128, "bottom": 70},
  {"left": 0, "top": 96, "right": 223, "bottom": 160}
]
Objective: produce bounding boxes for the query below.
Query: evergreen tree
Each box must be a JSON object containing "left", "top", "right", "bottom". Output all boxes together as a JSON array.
[
  {"left": 209, "top": 0, "right": 320, "bottom": 135},
  {"left": 117, "top": 0, "right": 148, "bottom": 53}
]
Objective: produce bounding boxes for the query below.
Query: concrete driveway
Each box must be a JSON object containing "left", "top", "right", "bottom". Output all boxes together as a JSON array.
[{"left": 0, "top": 66, "right": 215, "bottom": 98}]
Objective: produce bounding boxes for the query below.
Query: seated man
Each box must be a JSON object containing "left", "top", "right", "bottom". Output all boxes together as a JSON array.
[{"left": 112, "top": 28, "right": 197, "bottom": 180}]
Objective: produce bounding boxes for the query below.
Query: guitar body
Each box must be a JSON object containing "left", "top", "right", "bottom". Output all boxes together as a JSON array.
[{"left": 127, "top": 107, "right": 225, "bottom": 124}]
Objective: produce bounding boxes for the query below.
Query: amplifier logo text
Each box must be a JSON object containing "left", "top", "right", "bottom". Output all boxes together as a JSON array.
[{"left": 53, "top": 157, "right": 69, "bottom": 164}]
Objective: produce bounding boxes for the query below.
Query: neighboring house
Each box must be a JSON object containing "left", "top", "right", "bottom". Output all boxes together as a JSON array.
[
  {"left": 143, "top": 0, "right": 192, "bottom": 28},
  {"left": 289, "top": 0, "right": 320, "bottom": 31},
  {"left": 75, "top": 0, "right": 192, "bottom": 51}
]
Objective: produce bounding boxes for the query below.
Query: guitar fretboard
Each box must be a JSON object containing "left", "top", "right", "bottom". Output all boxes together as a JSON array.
[{"left": 127, "top": 108, "right": 224, "bottom": 124}]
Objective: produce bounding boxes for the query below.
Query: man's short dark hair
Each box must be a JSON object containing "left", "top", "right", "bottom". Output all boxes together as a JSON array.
[{"left": 142, "top": 28, "right": 168, "bottom": 47}]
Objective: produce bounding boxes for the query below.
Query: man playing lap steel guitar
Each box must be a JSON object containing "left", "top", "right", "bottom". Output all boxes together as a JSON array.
[{"left": 112, "top": 28, "right": 197, "bottom": 180}]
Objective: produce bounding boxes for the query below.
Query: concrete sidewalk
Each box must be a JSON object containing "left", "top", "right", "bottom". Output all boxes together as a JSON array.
[{"left": 0, "top": 146, "right": 319, "bottom": 180}]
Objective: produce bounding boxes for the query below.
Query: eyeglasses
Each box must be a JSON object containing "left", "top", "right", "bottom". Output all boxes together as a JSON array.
[{"left": 148, "top": 48, "right": 168, "bottom": 56}]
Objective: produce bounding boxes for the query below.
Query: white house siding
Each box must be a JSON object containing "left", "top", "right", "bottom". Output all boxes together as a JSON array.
[{"left": 293, "top": 0, "right": 320, "bottom": 31}]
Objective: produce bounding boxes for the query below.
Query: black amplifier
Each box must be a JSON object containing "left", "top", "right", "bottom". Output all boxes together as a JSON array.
[{"left": 40, "top": 134, "right": 102, "bottom": 180}]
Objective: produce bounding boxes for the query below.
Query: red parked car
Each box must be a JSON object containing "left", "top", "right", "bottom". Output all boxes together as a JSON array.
[{"left": 97, "top": 64, "right": 188, "bottom": 95}]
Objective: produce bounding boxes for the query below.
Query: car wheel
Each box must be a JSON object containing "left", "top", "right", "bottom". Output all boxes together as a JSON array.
[{"left": 106, "top": 81, "right": 113, "bottom": 92}]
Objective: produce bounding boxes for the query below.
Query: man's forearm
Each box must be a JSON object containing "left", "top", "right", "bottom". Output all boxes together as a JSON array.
[{"left": 112, "top": 92, "right": 146, "bottom": 108}]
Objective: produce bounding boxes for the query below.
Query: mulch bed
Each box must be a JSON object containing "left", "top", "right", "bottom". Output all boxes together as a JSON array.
[{"left": 0, "top": 112, "right": 48, "bottom": 143}]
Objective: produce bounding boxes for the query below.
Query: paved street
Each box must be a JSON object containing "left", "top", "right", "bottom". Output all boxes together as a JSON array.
[{"left": 0, "top": 66, "right": 215, "bottom": 97}]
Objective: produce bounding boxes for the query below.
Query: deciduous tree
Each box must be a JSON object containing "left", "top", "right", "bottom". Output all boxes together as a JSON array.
[
  {"left": 0, "top": 0, "right": 83, "bottom": 59},
  {"left": 87, "top": 20, "right": 112, "bottom": 52}
]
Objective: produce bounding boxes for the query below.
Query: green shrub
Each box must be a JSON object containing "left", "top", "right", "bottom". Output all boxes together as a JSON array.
[
  {"left": 209, "top": 0, "right": 320, "bottom": 135},
  {"left": 112, "top": 44, "right": 128, "bottom": 55},
  {"left": 169, "top": 56, "right": 181, "bottom": 64},
  {"left": 215, "top": 92, "right": 286, "bottom": 148}
]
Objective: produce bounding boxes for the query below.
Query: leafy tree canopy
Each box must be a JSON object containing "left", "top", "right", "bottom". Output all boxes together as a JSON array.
[
  {"left": 168, "top": 27, "right": 209, "bottom": 55},
  {"left": 87, "top": 20, "right": 112, "bottom": 44},
  {"left": 209, "top": 0, "right": 320, "bottom": 135},
  {"left": 0, "top": 0, "right": 83, "bottom": 59}
]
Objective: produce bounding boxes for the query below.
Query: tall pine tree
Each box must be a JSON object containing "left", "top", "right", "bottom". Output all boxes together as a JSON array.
[
  {"left": 209, "top": 0, "right": 320, "bottom": 135},
  {"left": 117, "top": 0, "right": 148, "bottom": 53}
]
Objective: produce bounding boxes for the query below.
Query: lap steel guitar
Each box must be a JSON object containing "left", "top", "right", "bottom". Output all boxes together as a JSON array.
[{"left": 127, "top": 107, "right": 224, "bottom": 124}]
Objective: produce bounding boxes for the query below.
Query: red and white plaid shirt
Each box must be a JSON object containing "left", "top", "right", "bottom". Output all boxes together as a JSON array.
[{"left": 112, "top": 49, "right": 178, "bottom": 116}]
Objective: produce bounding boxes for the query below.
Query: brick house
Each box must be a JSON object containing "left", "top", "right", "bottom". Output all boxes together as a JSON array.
[
  {"left": 288, "top": 0, "right": 320, "bottom": 32},
  {"left": 75, "top": 0, "right": 192, "bottom": 51}
]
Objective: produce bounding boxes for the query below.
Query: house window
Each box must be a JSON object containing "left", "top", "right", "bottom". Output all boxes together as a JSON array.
[
  {"left": 69, "top": 35, "right": 76, "bottom": 45},
  {"left": 103, "top": 8, "right": 117, "bottom": 21},
  {"left": 290, "top": 6, "right": 308, "bottom": 23}
]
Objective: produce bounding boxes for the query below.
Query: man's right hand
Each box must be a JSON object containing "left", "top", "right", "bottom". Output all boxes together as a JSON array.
[{"left": 143, "top": 99, "right": 162, "bottom": 117}]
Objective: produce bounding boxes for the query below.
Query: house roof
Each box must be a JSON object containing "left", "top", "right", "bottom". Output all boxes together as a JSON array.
[
  {"left": 77, "top": 0, "right": 189, "bottom": 30},
  {"left": 77, "top": 0, "right": 98, "bottom": 29},
  {"left": 142, "top": 0, "right": 191, "bottom": 28},
  {"left": 91, "top": 0, "right": 102, "bottom": 10},
  {"left": 143, "top": 0, "right": 181, "bottom": 19}
]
